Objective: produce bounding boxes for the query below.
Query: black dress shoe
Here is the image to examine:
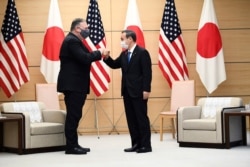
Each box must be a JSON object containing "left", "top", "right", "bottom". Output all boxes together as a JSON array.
[
  {"left": 136, "top": 147, "right": 152, "bottom": 153},
  {"left": 124, "top": 144, "right": 139, "bottom": 152},
  {"left": 65, "top": 147, "right": 87, "bottom": 155},
  {"left": 78, "top": 145, "right": 91, "bottom": 152}
]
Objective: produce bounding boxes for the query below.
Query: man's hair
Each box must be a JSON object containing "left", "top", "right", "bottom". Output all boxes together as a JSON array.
[
  {"left": 122, "top": 29, "right": 137, "bottom": 42},
  {"left": 70, "top": 18, "right": 86, "bottom": 31}
]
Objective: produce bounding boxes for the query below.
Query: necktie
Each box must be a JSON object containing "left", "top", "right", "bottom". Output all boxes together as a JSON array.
[{"left": 127, "top": 51, "right": 131, "bottom": 63}]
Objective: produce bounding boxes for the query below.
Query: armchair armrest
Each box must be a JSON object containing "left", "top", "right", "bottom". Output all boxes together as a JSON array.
[
  {"left": 214, "top": 108, "right": 225, "bottom": 143},
  {"left": 178, "top": 106, "right": 201, "bottom": 121},
  {"left": 42, "top": 110, "right": 66, "bottom": 124},
  {"left": 177, "top": 106, "right": 202, "bottom": 142},
  {"left": 2, "top": 111, "right": 31, "bottom": 131},
  {"left": 21, "top": 112, "right": 32, "bottom": 148},
  {"left": 2, "top": 112, "right": 32, "bottom": 148}
]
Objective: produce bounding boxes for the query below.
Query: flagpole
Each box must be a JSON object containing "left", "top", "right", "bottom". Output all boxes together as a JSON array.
[
  {"left": 93, "top": 96, "right": 116, "bottom": 137},
  {"left": 206, "top": 91, "right": 210, "bottom": 97},
  {"left": 94, "top": 96, "right": 100, "bottom": 139},
  {"left": 14, "top": 94, "right": 17, "bottom": 102}
]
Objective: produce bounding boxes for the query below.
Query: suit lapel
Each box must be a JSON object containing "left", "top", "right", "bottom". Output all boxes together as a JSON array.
[
  {"left": 124, "top": 45, "right": 139, "bottom": 71},
  {"left": 123, "top": 50, "right": 129, "bottom": 71},
  {"left": 128, "top": 45, "right": 138, "bottom": 65}
]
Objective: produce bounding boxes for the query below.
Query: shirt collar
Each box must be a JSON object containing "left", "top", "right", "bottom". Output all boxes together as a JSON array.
[{"left": 128, "top": 44, "right": 136, "bottom": 53}]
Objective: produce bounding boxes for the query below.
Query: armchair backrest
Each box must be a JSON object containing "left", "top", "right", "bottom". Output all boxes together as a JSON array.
[
  {"left": 170, "top": 80, "right": 195, "bottom": 112},
  {"left": 198, "top": 97, "right": 243, "bottom": 119},
  {"left": 0, "top": 102, "right": 45, "bottom": 123}
]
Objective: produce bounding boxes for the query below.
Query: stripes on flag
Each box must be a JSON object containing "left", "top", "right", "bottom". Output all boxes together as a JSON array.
[
  {"left": 0, "top": 0, "right": 29, "bottom": 97},
  {"left": 158, "top": 0, "right": 189, "bottom": 88},
  {"left": 84, "top": 0, "right": 110, "bottom": 96}
]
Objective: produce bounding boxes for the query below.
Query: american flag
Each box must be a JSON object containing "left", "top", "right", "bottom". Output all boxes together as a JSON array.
[
  {"left": 158, "top": 0, "right": 189, "bottom": 88},
  {"left": 0, "top": 0, "right": 29, "bottom": 98},
  {"left": 84, "top": 0, "right": 110, "bottom": 96}
]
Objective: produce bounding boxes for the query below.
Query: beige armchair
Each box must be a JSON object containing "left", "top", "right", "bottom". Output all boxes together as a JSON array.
[
  {"left": 177, "top": 97, "right": 244, "bottom": 148},
  {"left": 0, "top": 101, "right": 66, "bottom": 154}
]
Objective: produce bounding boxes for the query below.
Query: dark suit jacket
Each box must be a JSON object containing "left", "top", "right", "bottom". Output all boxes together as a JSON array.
[
  {"left": 57, "top": 32, "right": 102, "bottom": 94},
  {"left": 104, "top": 45, "right": 152, "bottom": 98}
]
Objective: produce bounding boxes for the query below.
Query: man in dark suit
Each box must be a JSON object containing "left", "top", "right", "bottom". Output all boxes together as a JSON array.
[
  {"left": 103, "top": 30, "right": 152, "bottom": 153},
  {"left": 57, "top": 18, "right": 109, "bottom": 155}
]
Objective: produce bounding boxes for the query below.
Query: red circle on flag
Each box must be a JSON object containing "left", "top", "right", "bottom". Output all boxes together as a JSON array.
[
  {"left": 197, "top": 23, "right": 222, "bottom": 58},
  {"left": 42, "top": 27, "right": 64, "bottom": 61}
]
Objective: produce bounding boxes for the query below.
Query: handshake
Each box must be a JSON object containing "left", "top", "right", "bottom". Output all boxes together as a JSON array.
[{"left": 98, "top": 48, "right": 110, "bottom": 59}]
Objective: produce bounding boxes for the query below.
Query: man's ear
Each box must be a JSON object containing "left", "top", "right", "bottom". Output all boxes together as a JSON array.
[{"left": 75, "top": 26, "right": 81, "bottom": 33}]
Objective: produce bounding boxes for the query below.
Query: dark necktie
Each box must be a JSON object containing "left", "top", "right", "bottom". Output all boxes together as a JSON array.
[{"left": 127, "top": 51, "right": 131, "bottom": 63}]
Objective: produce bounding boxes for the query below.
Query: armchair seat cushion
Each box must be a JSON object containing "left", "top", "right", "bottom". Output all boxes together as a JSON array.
[
  {"left": 183, "top": 119, "right": 216, "bottom": 130},
  {"left": 31, "top": 122, "right": 64, "bottom": 135}
]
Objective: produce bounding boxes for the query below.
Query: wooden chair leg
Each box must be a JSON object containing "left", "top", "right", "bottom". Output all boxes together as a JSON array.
[{"left": 160, "top": 116, "right": 163, "bottom": 141}]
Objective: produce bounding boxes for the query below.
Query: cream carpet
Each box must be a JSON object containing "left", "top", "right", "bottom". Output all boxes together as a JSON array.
[{"left": 0, "top": 132, "right": 250, "bottom": 167}]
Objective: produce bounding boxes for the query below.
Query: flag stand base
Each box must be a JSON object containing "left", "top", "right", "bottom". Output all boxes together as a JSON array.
[{"left": 79, "top": 96, "right": 114, "bottom": 138}]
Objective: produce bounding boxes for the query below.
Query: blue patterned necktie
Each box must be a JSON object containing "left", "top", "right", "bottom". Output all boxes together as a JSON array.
[{"left": 127, "top": 51, "right": 131, "bottom": 63}]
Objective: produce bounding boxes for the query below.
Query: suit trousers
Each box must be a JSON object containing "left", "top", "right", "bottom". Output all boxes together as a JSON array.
[
  {"left": 123, "top": 89, "right": 151, "bottom": 148},
  {"left": 63, "top": 91, "right": 87, "bottom": 149}
]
